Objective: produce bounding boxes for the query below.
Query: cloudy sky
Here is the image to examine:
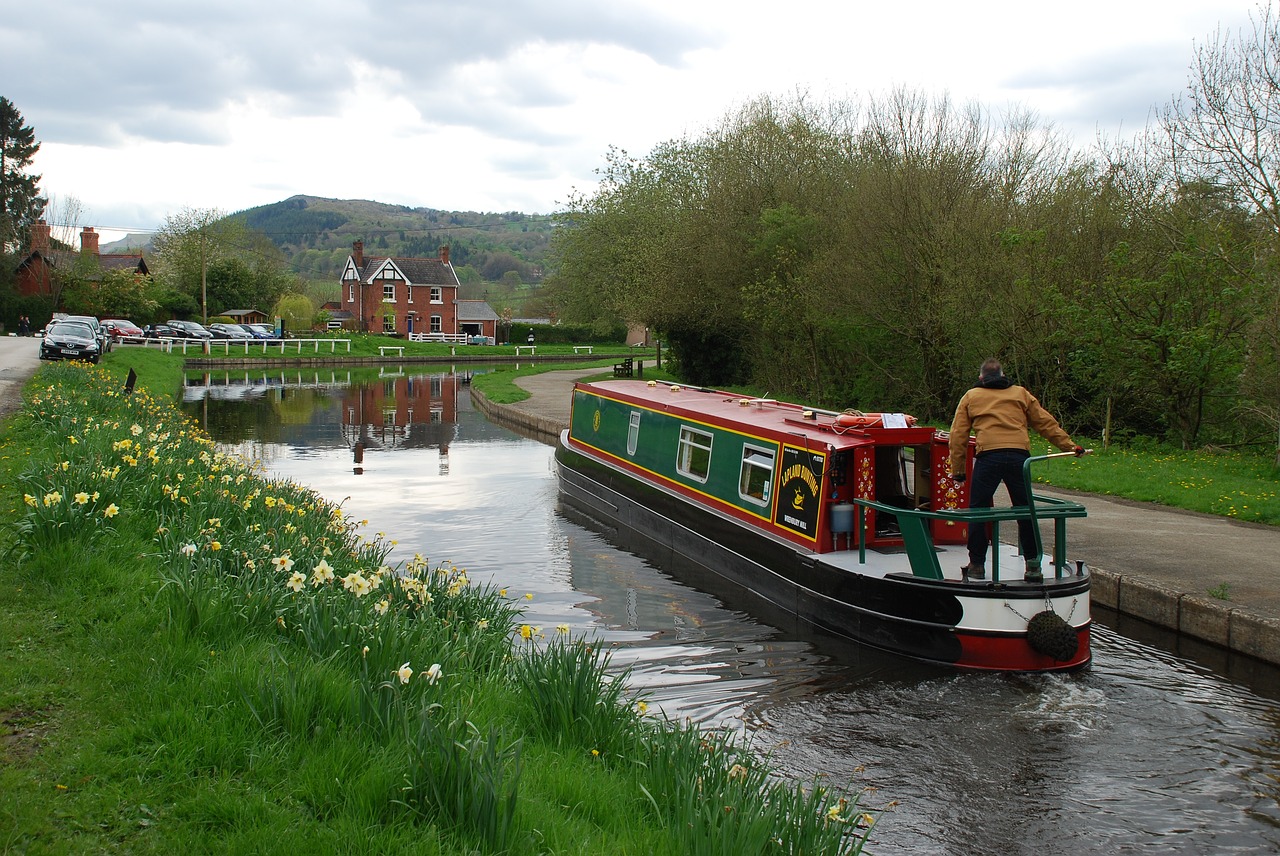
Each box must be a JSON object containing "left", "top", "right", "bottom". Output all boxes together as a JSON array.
[{"left": 1, "top": 0, "right": 1261, "bottom": 241}]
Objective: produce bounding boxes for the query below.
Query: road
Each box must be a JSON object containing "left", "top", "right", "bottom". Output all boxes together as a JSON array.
[{"left": 0, "top": 335, "right": 40, "bottom": 421}]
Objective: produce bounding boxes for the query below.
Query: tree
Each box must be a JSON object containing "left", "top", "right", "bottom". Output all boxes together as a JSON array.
[
  {"left": 152, "top": 208, "right": 242, "bottom": 323},
  {"left": 1162, "top": 2, "right": 1280, "bottom": 234},
  {"left": 274, "top": 293, "right": 314, "bottom": 333},
  {"left": 0, "top": 97, "right": 44, "bottom": 253},
  {"left": 153, "top": 208, "right": 294, "bottom": 322}
]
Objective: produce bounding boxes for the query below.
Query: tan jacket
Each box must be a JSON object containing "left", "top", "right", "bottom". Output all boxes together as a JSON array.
[{"left": 948, "top": 384, "right": 1075, "bottom": 476}]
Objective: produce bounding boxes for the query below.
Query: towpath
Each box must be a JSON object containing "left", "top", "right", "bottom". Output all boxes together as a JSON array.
[{"left": 471, "top": 361, "right": 1280, "bottom": 667}]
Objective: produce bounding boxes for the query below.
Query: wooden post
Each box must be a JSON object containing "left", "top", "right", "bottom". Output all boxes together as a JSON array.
[{"left": 1104, "top": 396, "right": 1112, "bottom": 450}]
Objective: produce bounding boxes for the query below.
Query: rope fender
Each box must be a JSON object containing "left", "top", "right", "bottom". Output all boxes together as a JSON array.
[{"left": 1027, "top": 610, "right": 1079, "bottom": 662}]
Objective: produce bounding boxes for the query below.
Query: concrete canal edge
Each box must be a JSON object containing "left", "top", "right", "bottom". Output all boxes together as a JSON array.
[
  {"left": 471, "top": 386, "right": 1280, "bottom": 669},
  {"left": 470, "top": 386, "right": 563, "bottom": 445}
]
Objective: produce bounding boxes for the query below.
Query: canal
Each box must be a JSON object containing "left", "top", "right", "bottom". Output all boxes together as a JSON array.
[{"left": 183, "top": 366, "right": 1280, "bottom": 854}]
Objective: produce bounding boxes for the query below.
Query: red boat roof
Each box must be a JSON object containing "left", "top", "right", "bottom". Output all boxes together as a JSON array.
[{"left": 577, "top": 380, "right": 938, "bottom": 450}]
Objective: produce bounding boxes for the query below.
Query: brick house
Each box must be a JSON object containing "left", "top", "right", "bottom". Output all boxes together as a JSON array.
[
  {"left": 339, "top": 241, "right": 497, "bottom": 341},
  {"left": 14, "top": 221, "right": 149, "bottom": 297}
]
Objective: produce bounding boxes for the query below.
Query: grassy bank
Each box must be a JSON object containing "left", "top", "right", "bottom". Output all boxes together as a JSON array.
[{"left": 0, "top": 360, "right": 871, "bottom": 854}]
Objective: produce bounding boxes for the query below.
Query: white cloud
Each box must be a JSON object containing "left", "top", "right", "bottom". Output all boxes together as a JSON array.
[{"left": 4, "top": 0, "right": 1258, "bottom": 237}]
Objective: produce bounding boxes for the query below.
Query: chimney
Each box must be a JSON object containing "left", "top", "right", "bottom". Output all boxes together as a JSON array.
[
  {"left": 353, "top": 240, "right": 364, "bottom": 268},
  {"left": 30, "top": 219, "right": 51, "bottom": 253},
  {"left": 80, "top": 226, "right": 99, "bottom": 256},
  {"left": 440, "top": 245, "right": 450, "bottom": 265}
]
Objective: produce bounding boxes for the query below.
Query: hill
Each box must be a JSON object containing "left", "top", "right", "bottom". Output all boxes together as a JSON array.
[{"left": 232, "top": 195, "right": 555, "bottom": 287}]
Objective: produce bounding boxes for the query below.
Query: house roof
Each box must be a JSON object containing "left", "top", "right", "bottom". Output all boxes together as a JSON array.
[
  {"left": 14, "top": 249, "right": 148, "bottom": 277},
  {"left": 457, "top": 300, "right": 499, "bottom": 322},
  {"left": 99, "top": 254, "right": 149, "bottom": 275},
  {"left": 358, "top": 256, "right": 458, "bottom": 286},
  {"left": 223, "top": 309, "right": 265, "bottom": 319}
]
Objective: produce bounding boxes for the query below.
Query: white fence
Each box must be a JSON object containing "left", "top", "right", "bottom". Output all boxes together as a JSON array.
[
  {"left": 131, "top": 337, "right": 352, "bottom": 355},
  {"left": 407, "top": 332, "right": 474, "bottom": 344}
]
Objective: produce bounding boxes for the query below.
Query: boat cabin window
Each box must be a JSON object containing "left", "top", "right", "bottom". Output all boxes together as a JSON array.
[
  {"left": 676, "top": 426, "right": 713, "bottom": 482},
  {"left": 627, "top": 411, "right": 641, "bottom": 456},
  {"left": 738, "top": 446, "right": 774, "bottom": 505}
]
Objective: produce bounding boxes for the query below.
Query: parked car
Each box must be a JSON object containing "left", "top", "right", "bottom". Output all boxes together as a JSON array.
[
  {"left": 238, "top": 324, "right": 274, "bottom": 339},
  {"left": 102, "top": 319, "right": 144, "bottom": 340},
  {"left": 164, "top": 320, "right": 214, "bottom": 339},
  {"left": 207, "top": 323, "right": 249, "bottom": 339},
  {"left": 144, "top": 323, "right": 178, "bottom": 338},
  {"left": 40, "top": 320, "right": 102, "bottom": 364},
  {"left": 63, "top": 314, "right": 111, "bottom": 352}
]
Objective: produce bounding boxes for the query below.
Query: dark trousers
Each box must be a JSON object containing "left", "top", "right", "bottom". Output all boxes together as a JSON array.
[{"left": 967, "top": 448, "right": 1035, "bottom": 566}]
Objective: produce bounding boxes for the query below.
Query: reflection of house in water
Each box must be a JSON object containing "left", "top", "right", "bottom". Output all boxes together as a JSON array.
[{"left": 341, "top": 373, "right": 460, "bottom": 475}]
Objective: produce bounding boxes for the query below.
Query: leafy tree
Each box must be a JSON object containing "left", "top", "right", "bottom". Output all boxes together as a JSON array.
[
  {"left": 152, "top": 207, "right": 240, "bottom": 323},
  {"left": 274, "top": 292, "right": 314, "bottom": 333},
  {"left": 0, "top": 97, "right": 44, "bottom": 253},
  {"left": 153, "top": 207, "right": 295, "bottom": 323}
]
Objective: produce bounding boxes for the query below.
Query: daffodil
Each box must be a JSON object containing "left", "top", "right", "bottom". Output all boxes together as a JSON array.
[
  {"left": 396, "top": 662, "right": 413, "bottom": 684},
  {"left": 423, "top": 663, "right": 442, "bottom": 685},
  {"left": 374, "top": 599, "right": 389, "bottom": 616},
  {"left": 309, "top": 558, "right": 333, "bottom": 584},
  {"left": 519, "top": 624, "right": 533, "bottom": 640},
  {"left": 180, "top": 543, "right": 197, "bottom": 557},
  {"left": 103, "top": 503, "right": 119, "bottom": 518},
  {"left": 287, "top": 571, "right": 306, "bottom": 592},
  {"left": 272, "top": 554, "right": 297, "bottom": 573},
  {"left": 556, "top": 624, "right": 570, "bottom": 635}
]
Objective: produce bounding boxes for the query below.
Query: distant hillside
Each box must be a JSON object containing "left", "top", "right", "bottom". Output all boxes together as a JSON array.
[
  {"left": 231, "top": 195, "right": 556, "bottom": 286},
  {"left": 99, "top": 232, "right": 155, "bottom": 253}
]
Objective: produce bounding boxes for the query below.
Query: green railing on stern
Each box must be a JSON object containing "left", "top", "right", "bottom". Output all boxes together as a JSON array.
[{"left": 849, "top": 452, "right": 1088, "bottom": 582}]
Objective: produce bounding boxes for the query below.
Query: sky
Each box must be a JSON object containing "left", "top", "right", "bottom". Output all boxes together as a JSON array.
[{"left": 0, "top": 0, "right": 1263, "bottom": 243}]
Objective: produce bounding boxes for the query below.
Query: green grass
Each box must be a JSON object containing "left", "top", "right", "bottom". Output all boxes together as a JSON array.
[
  {"left": 0, "top": 359, "right": 872, "bottom": 854},
  {"left": 1025, "top": 437, "right": 1280, "bottom": 525}
]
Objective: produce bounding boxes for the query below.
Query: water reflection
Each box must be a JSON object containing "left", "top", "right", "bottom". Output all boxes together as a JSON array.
[{"left": 183, "top": 366, "right": 1280, "bottom": 854}]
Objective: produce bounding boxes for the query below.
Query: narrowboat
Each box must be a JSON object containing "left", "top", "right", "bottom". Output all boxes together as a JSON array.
[{"left": 554, "top": 380, "right": 1091, "bottom": 671}]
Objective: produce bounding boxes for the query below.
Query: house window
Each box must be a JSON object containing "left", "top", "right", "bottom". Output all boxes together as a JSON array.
[
  {"left": 676, "top": 426, "right": 713, "bottom": 482},
  {"left": 407, "top": 284, "right": 413, "bottom": 303},
  {"left": 738, "top": 445, "right": 775, "bottom": 506},
  {"left": 383, "top": 282, "right": 395, "bottom": 301},
  {"left": 627, "top": 411, "right": 641, "bottom": 456},
  {"left": 430, "top": 287, "right": 443, "bottom": 303},
  {"left": 347, "top": 282, "right": 354, "bottom": 302},
  {"left": 383, "top": 314, "right": 396, "bottom": 333},
  {"left": 430, "top": 315, "right": 442, "bottom": 333}
]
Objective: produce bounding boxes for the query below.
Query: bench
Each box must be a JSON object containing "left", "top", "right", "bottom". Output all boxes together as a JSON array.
[
  {"left": 613, "top": 357, "right": 634, "bottom": 377},
  {"left": 378, "top": 346, "right": 405, "bottom": 357},
  {"left": 572, "top": 345, "right": 593, "bottom": 355},
  {"left": 514, "top": 345, "right": 535, "bottom": 356}
]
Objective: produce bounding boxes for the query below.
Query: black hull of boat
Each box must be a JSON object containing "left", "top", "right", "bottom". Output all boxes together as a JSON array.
[{"left": 555, "top": 436, "right": 1091, "bottom": 671}]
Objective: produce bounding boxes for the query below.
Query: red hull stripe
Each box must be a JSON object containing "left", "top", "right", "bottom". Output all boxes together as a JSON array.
[{"left": 954, "top": 626, "right": 1092, "bottom": 671}]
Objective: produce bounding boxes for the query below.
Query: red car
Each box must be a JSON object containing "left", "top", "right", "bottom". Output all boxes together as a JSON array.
[{"left": 102, "top": 319, "right": 144, "bottom": 341}]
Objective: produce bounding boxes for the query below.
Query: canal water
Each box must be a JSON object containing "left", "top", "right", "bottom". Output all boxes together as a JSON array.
[{"left": 183, "top": 367, "right": 1280, "bottom": 854}]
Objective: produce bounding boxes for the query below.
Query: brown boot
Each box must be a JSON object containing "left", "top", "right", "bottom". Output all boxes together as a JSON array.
[{"left": 960, "top": 562, "right": 986, "bottom": 580}]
